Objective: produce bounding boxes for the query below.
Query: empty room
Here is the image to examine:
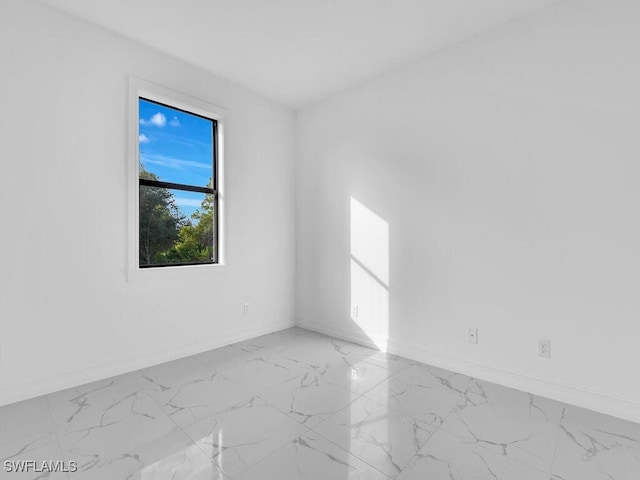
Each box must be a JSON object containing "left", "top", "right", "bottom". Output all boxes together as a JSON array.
[{"left": 1, "top": 0, "right": 639, "bottom": 479}]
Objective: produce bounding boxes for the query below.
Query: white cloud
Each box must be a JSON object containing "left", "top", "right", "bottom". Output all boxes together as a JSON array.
[
  {"left": 139, "top": 133, "right": 150, "bottom": 143},
  {"left": 150, "top": 112, "right": 166, "bottom": 127},
  {"left": 140, "top": 112, "right": 167, "bottom": 127},
  {"left": 170, "top": 116, "right": 181, "bottom": 127},
  {"left": 174, "top": 197, "right": 203, "bottom": 208},
  {"left": 140, "top": 153, "right": 211, "bottom": 170}
]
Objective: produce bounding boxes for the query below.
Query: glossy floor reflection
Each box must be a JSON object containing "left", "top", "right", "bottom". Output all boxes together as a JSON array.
[{"left": 1, "top": 327, "right": 639, "bottom": 479}]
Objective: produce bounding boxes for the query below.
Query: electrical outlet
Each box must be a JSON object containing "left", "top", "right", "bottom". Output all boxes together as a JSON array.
[
  {"left": 351, "top": 305, "right": 359, "bottom": 318},
  {"left": 538, "top": 339, "right": 550, "bottom": 358},
  {"left": 243, "top": 302, "right": 250, "bottom": 315},
  {"left": 467, "top": 328, "right": 478, "bottom": 344}
]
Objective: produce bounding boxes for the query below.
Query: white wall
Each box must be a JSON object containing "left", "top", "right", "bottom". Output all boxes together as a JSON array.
[
  {"left": 296, "top": 0, "right": 640, "bottom": 422},
  {"left": 0, "top": 0, "right": 296, "bottom": 405}
]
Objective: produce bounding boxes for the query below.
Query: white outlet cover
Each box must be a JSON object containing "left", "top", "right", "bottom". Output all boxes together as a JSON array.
[
  {"left": 467, "top": 328, "right": 478, "bottom": 344},
  {"left": 538, "top": 339, "right": 551, "bottom": 358}
]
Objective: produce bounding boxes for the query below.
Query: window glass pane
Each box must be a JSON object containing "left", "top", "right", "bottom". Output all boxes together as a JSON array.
[
  {"left": 138, "top": 98, "right": 214, "bottom": 187},
  {"left": 139, "top": 185, "right": 215, "bottom": 267}
]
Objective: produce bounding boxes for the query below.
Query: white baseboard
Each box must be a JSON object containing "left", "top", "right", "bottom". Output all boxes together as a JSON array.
[
  {"left": 0, "top": 320, "right": 295, "bottom": 408},
  {"left": 297, "top": 318, "right": 640, "bottom": 425}
]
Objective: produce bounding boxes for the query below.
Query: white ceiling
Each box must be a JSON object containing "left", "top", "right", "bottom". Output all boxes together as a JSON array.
[{"left": 41, "top": 0, "right": 556, "bottom": 108}]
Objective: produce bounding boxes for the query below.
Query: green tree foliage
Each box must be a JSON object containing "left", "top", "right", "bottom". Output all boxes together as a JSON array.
[
  {"left": 138, "top": 165, "right": 186, "bottom": 265},
  {"left": 139, "top": 164, "right": 215, "bottom": 266},
  {"left": 156, "top": 181, "right": 215, "bottom": 263}
]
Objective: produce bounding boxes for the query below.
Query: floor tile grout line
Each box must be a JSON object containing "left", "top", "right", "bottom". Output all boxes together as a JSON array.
[
  {"left": 211, "top": 350, "right": 313, "bottom": 394},
  {"left": 348, "top": 366, "right": 447, "bottom": 428},
  {"left": 0, "top": 404, "right": 58, "bottom": 462},
  {"left": 139, "top": 377, "right": 312, "bottom": 479},
  {"left": 207, "top": 340, "right": 381, "bottom": 423},
  {"left": 138, "top": 355, "right": 257, "bottom": 401},
  {"left": 264, "top": 381, "right": 364, "bottom": 432},
  {"left": 44, "top": 393, "right": 72, "bottom": 480},
  {"left": 433, "top": 399, "right": 562, "bottom": 477},
  {"left": 232, "top": 335, "right": 470, "bottom": 478},
  {"left": 223, "top": 330, "right": 567, "bottom": 479},
  {"left": 137, "top": 384, "right": 229, "bottom": 477},
  {"left": 336, "top": 341, "right": 569, "bottom": 478},
  {"left": 548, "top": 406, "right": 566, "bottom": 479},
  {"left": 386, "top": 396, "right": 464, "bottom": 479},
  {"left": 302, "top": 366, "right": 443, "bottom": 479},
  {"left": 189, "top": 339, "right": 352, "bottom": 480},
  {"left": 136, "top": 352, "right": 274, "bottom": 431},
  {"left": 447, "top": 411, "right": 559, "bottom": 476},
  {"left": 138, "top": 335, "right": 334, "bottom": 434},
  {"left": 307, "top": 427, "right": 395, "bottom": 479},
  {"left": 191, "top": 396, "right": 314, "bottom": 479},
  {"left": 225, "top": 432, "right": 309, "bottom": 480}
]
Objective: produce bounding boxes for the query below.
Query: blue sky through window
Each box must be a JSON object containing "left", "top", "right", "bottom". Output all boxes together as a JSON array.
[{"left": 139, "top": 98, "right": 213, "bottom": 219}]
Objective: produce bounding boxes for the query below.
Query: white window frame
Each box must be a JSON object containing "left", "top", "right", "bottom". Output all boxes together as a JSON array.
[{"left": 127, "top": 77, "right": 227, "bottom": 281}]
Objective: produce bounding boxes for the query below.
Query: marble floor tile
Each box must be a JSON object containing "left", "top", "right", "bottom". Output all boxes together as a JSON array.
[
  {"left": 230, "top": 337, "right": 282, "bottom": 355},
  {"left": 195, "top": 344, "right": 263, "bottom": 373},
  {"left": 1, "top": 441, "right": 71, "bottom": 480},
  {"left": 147, "top": 372, "right": 253, "bottom": 428},
  {"left": 357, "top": 351, "right": 420, "bottom": 375},
  {"left": 220, "top": 353, "right": 309, "bottom": 392},
  {"left": 0, "top": 396, "right": 58, "bottom": 461},
  {"left": 182, "top": 396, "right": 307, "bottom": 478},
  {"left": 504, "top": 461, "right": 553, "bottom": 480},
  {"left": 438, "top": 397, "right": 561, "bottom": 473},
  {"left": 363, "top": 366, "right": 465, "bottom": 424},
  {"left": 477, "top": 380, "right": 565, "bottom": 423},
  {"left": 314, "top": 394, "right": 437, "bottom": 478},
  {"left": 47, "top": 373, "right": 152, "bottom": 437},
  {"left": 274, "top": 334, "right": 383, "bottom": 369},
  {"left": 324, "top": 339, "right": 408, "bottom": 369},
  {"left": 138, "top": 355, "right": 216, "bottom": 394},
  {"left": 551, "top": 405, "right": 640, "bottom": 480},
  {"left": 53, "top": 391, "right": 178, "bottom": 465},
  {"left": 2, "top": 328, "right": 639, "bottom": 480},
  {"left": 390, "top": 363, "right": 491, "bottom": 409},
  {"left": 231, "top": 327, "right": 327, "bottom": 354},
  {"left": 235, "top": 432, "right": 390, "bottom": 480},
  {"left": 291, "top": 356, "right": 391, "bottom": 395},
  {"left": 397, "top": 427, "right": 549, "bottom": 480},
  {"left": 259, "top": 375, "right": 360, "bottom": 428},
  {"left": 66, "top": 428, "right": 226, "bottom": 480}
]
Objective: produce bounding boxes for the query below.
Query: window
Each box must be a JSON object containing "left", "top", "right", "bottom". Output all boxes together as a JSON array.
[
  {"left": 138, "top": 98, "right": 218, "bottom": 267},
  {"left": 128, "top": 79, "right": 226, "bottom": 279}
]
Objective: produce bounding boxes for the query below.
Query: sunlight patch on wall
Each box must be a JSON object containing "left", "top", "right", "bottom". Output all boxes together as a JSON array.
[{"left": 350, "top": 197, "right": 389, "bottom": 350}]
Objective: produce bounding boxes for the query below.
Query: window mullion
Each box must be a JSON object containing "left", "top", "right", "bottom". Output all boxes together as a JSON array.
[{"left": 139, "top": 178, "right": 214, "bottom": 195}]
